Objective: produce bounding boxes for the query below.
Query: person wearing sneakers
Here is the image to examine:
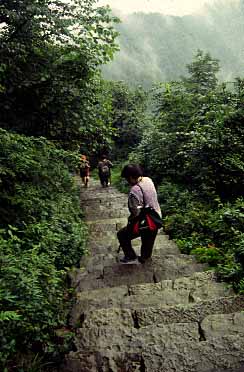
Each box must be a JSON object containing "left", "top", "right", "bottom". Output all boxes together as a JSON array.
[{"left": 117, "top": 164, "right": 161, "bottom": 264}]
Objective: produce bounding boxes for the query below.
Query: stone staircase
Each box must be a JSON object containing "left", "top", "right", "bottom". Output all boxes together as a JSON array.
[{"left": 63, "top": 179, "right": 244, "bottom": 372}]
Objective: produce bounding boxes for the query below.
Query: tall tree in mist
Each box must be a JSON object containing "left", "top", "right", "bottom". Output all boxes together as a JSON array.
[{"left": 183, "top": 49, "right": 220, "bottom": 94}]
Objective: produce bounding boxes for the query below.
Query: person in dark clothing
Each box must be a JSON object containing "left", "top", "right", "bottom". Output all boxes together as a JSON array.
[
  {"left": 117, "top": 164, "right": 161, "bottom": 264},
  {"left": 98, "top": 155, "right": 113, "bottom": 187}
]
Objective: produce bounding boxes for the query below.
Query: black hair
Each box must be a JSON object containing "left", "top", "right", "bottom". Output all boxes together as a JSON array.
[
  {"left": 121, "top": 164, "right": 143, "bottom": 179},
  {"left": 101, "top": 154, "right": 107, "bottom": 160}
]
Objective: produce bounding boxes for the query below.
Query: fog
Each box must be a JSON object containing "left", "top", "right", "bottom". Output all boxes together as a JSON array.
[
  {"left": 101, "top": 0, "right": 244, "bottom": 86},
  {"left": 98, "top": 0, "right": 239, "bottom": 16}
]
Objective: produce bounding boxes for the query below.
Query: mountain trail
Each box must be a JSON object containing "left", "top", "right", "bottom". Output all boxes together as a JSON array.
[{"left": 62, "top": 178, "right": 244, "bottom": 372}]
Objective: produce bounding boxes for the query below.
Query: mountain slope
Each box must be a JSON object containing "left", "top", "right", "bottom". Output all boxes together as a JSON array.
[{"left": 102, "top": 1, "right": 244, "bottom": 86}]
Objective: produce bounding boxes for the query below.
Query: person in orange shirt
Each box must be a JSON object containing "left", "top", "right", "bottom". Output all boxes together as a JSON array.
[{"left": 79, "top": 155, "right": 90, "bottom": 187}]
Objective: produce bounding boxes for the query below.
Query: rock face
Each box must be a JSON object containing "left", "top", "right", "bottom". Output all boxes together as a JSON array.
[{"left": 63, "top": 179, "right": 244, "bottom": 372}]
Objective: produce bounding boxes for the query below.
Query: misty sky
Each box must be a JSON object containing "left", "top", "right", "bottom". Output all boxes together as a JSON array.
[{"left": 98, "top": 0, "right": 221, "bottom": 16}]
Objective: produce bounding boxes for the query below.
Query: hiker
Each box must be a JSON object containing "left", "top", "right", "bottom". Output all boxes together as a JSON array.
[
  {"left": 117, "top": 164, "right": 162, "bottom": 264},
  {"left": 98, "top": 155, "right": 113, "bottom": 187},
  {"left": 79, "top": 155, "right": 90, "bottom": 187}
]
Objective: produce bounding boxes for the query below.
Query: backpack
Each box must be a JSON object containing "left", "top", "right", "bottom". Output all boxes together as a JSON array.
[
  {"left": 101, "top": 163, "right": 110, "bottom": 176},
  {"left": 80, "top": 160, "right": 89, "bottom": 169}
]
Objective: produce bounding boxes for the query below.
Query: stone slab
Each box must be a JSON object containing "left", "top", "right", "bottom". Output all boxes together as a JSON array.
[
  {"left": 70, "top": 286, "right": 129, "bottom": 327},
  {"left": 136, "top": 295, "right": 244, "bottom": 327},
  {"left": 87, "top": 218, "right": 128, "bottom": 233},
  {"left": 202, "top": 311, "right": 244, "bottom": 339},
  {"left": 64, "top": 335, "right": 244, "bottom": 372},
  {"left": 74, "top": 255, "right": 207, "bottom": 291},
  {"left": 75, "top": 322, "right": 199, "bottom": 352},
  {"left": 72, "top": 295, "right": 244, "bottom": 329}
]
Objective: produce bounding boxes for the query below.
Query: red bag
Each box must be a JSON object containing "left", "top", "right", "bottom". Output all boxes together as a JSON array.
[{"left": 132, "top": 206, "right": 162, "bottom": 235}]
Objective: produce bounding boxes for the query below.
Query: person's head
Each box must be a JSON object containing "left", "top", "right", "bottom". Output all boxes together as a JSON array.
[
  {"left": 81, "top": 155, "right": 87, "bottom": 160},
  {"left": 121, "top": 164, "right": 143, "bottom": 185},
  {"left": 101, "top": 154, "right": 107, "bottom": 160}
]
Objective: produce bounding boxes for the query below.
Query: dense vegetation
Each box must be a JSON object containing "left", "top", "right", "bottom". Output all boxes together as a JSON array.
[
  {"left": 108, "top": 81, "right": 148, "bottom": 159},
  {"left": 0, "top": 0, "right": 118, "bottom": 370},
  {"left": 0, "top": 0, "right": 119, "bottom": 151},
  {"left": 0, "top": 131, "right": 88, "bottom": 370},
  {"left": 127, "top": 51, "right": 244, "bottom": 290},
  {"left": 102, "top": 0, "right": 244, "bottom": 87}
]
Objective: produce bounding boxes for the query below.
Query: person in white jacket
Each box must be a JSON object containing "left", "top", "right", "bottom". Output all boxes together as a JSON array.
[{"left": 117, "top": 164, "right": 161, "bottom": 264}]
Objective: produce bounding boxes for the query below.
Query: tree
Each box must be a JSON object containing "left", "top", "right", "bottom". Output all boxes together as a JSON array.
[
  {"left": 0, "top": 0, "right": 119, "bottom": 148},
  {"left": 183, "top": 49, "right": 220, "bottom": 94},
  {"left": 108, "top": 81, "right": 148, "bottom": 159}
]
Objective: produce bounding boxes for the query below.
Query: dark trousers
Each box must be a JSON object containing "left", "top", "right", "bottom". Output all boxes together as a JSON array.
[
  {"left": 117, "top": 225, "right": 158, "bottom": 261},
  {"left": 99, "top": 174, "right": 109, "bottom": 187}
]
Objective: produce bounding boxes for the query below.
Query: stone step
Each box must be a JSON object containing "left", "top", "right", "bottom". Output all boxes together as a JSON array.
[
  {"left": 73, "top": 254, "right": 206, "bottom": 291},
  {"left": 85, "top": 207, "right": 129, "bottom": 220},
  {"left": 86, "top": 217, "right": 128, "bottom": 233},
  {"left": 75, "top": 321, "right": 200, "bottom": 352},
  {"left": 66, "top": 179, "right": 244, "bottom": 372},
  {"left": 81, "top": 192, "right": 128, "bottom": 208},
  {"left": 76, "top": 295, "right": 244, "bottom": 329},
  {"left": 104, "top": 254, "right": 207, "bottom": 288},
  {"left": 87, "top": 227, "right": 166, "bottom": 243},
  {"left": 136, "top": 294, "right": 244, "bottom": 327},
  {"left": 85, "top": 234, "right": 179, "bottom": 255},
  {"left": 123, "top": 271, "right": 233, "bottom": 308},
  {"left": 63, "top": 334, "right": 244, "bottom": 372},
  {"left": 80, "top": 191, "right": 127, "bottom": 203},
  {"left": 69, "top": 272, "right": 236, "bottom": 327},
  {"left": 82, "top": 235, "right": 179, "bottom": 266},
  {"left": 87, "top": 230, "right": 119, "bottom": 242},
  {"left": 64, "top": 312, "right": 244, "bottom": 372},
  {"left": 76, "top": 312, "right": 244, "bottom": 352},
  {"left": 77, "top": 246, "right": 180, "bottom": 274}
]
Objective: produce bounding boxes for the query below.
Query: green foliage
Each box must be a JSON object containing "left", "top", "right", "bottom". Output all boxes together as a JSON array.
[
  {"left": 183, "top": 50, "right": 220, "bottom": 94},
  {"left": 191, "top": 246, "right": 223, "bottom": 266},
  {"left": 0, "top": 0, "right": 119, "bottom": 149},
  {"left": 134, "top": 77, "right": 244, "bottom": 200},
  {"left": 0, "top": 129, "right": 87, "bottom": 369},
  {"left": 110, "top": 162, "right": 129, "bottom": 194},
  {"left": 129, "top": 50, "right": 244, "bottom": 290},
  {"left": 107, "top": 81, "right": 149, "bottom": 160},
  {"left": 159, "top": 182, "right": 244, "bottom": 279}
]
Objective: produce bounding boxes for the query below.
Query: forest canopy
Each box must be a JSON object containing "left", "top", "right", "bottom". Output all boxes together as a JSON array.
[{"left": 0, "top": 0, "right": 119, "bottom": 149}]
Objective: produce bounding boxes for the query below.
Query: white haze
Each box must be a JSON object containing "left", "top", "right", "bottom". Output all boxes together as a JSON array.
[{"left": 97, "top": 0, "right": 237, "bottom": 16}]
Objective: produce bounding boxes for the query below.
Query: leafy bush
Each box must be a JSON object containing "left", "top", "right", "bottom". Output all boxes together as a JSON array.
[
  {"left": 159, "top": 181, "right": 244, "bottom": 287},
  {"left": 190, "top": 246, "right": 223, "bottom": 266},
  {"left": 110, "top": 162, "right": 129, "bottom": 194},
  {"left": 0, "top": 129, "right": 87, "bottom": 369}
]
